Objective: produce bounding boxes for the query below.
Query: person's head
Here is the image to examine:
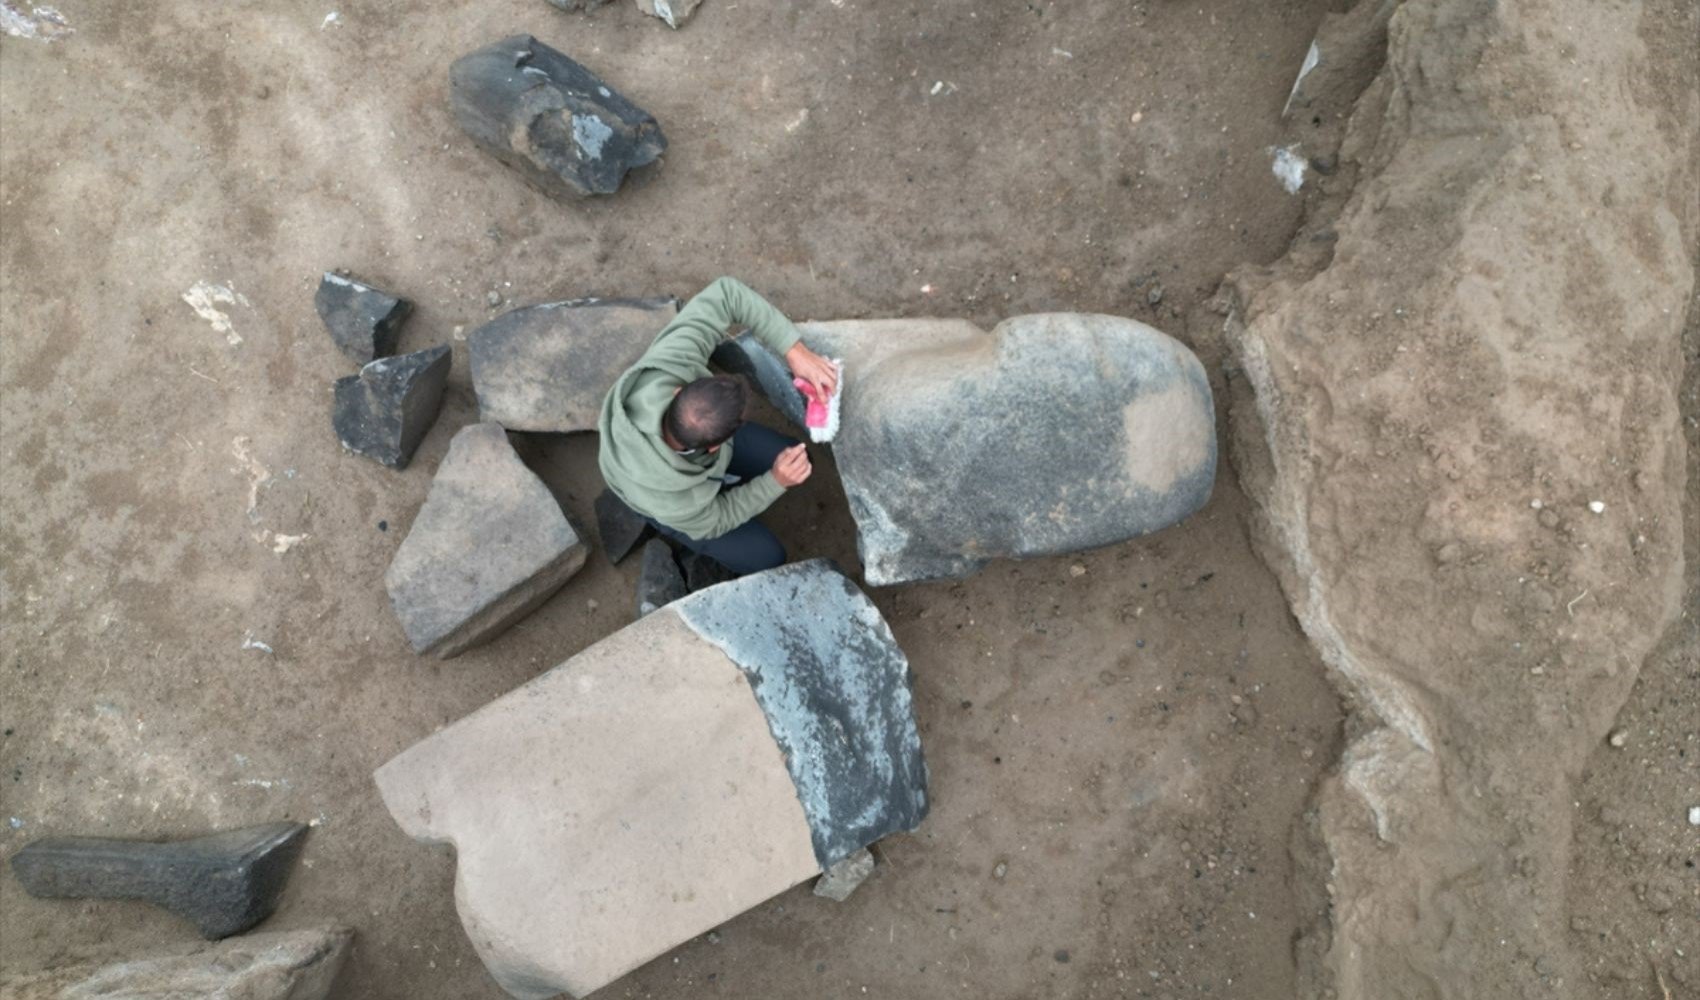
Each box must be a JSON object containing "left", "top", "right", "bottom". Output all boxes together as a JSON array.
[{"left": 664, "top": 375, "right": 748, "bottom": 453}]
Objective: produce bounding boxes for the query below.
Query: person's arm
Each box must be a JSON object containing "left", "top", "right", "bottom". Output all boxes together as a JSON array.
[
  {"left": 665, "top": 472, "right": 787, "bottom": 540},
  {"left": 644, "top": 276, "right": 802, "bottom": 370}
]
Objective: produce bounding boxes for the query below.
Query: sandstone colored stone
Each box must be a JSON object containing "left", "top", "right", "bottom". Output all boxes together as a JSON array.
[
  {"left": 450, "top": 36, "right": 667, "bottom": 201},
  {"left": 0, "top": 928, "right": 352, "bottom": 1000},
  {"left": 315, "top": 272, "right": 411, "bottom": 365},
  {"left": 332, "top": 345, "right": 451, "bottom": 469},
  {"left": 375, "top": 559, "right": 927, "bottom": 999},
  {"left": 469, "top": 297, "right": 678, "bottom": 433},
  {"left": 715, "top": 314, "right": 1216, "bottom": 585},
  {"left": 385, "top": 423, "right": 588, "bottom": 658},
  {"left": 9, "top": 822, "right": 306, "bottom": 940}
]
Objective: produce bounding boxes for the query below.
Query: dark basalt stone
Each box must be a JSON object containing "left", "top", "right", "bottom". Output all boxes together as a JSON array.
[
  {"left": 450, "top": 35, "right": 666, "bottom": 200},
  {"left": 635, "top": 538, "right": 686, "bottom": 617},
  {"left": 10, "top": 822, "right": 308, "bottom": 939},
  {"left": 595, "top": 488, "right": 652, "bottom": 564},
  {"left": 315, "top": 272, "right": 411, "bottom": 364},
  {"left": 332, "top": 346, "right": 451, "bottom": 469}
]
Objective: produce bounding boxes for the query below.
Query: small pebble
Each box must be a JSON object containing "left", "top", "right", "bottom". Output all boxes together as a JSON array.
[
  {"left": 586, "top": 599, "right": 599, "bottom": 612},
  {"left": 706, "top": 931, "right": 720, "bottom": 945},
  {"left": 1538, "top": 509, "right": 1560, "bottom": 529},
  {"left": 378, "top": 520, "right": 388, "bottom": 532},
  {"left": 487, "top": 290, "right": 502, "bottom": 308},
  {"left": 1053, "top": 949, "right": 1070, "bottom": 964},
  {"left": 1529, "top": 498, "right": 1543, "bottom": 509},
  {"left": 1688, "top": 805, "right": 1700, "bottom": 826},
  {"left": 1069, "top": 564, "right": 1087, "bottom": 577},
  {"left": 992, "top": 861, "right": 1008, "bottom": 879},
  {"left": 1608, "top": 729, "right": 1627, "bottom": 748},
  {"left": 1588, "top": 500, "right": 1605, "bottom": 514}
]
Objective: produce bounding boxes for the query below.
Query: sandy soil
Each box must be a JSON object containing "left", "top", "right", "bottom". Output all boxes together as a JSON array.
[{"left": 1, "top": 1, "right": 1354, "bottom": 998}]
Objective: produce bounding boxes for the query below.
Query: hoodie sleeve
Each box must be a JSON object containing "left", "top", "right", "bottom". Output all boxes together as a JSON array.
[
  {"left": 642, "top": 277, "right": 802, "bottom": 371},
  {"left": 661, "top": 471, "right": 788, "bottom": 540}
]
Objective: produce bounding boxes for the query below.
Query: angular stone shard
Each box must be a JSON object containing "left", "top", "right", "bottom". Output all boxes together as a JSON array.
[
  {"left": 315, "top": 272, "right": 411, "bottom": 365},
  {"left": 546, "top": 0, "right": 614, "bottom": 10},
  {"left": 594, "top": 487, "right": 652, "bottom": 564},
  {"left": 635, "top": 0, "right": 703, "bottom": 28},
  {"left": 386, "top": 423, "right": 588, "bottom": 658},
  {"left": 376, "top": 559, "right": 927, "bottom": 999},
  {"left": 470, "top": 297, "right": 678, "bottom": 433},
  {"left": 715, "top": 314, "right": 1216, "bottom": 586},
  {"left": 0, "top": 927, "right": 353, "bottom": 1000},
  {"left": 450, "top": 35, "right": 667, "bottom": 200},
  {"left": 332, "top": 345, "right": 451, "bottom": 470},
  {"left": 8, "top": 822, "right": 307, "bottom": 940},
  {"left": 635, "top": 538, "right": 686, "bottom": 617},
  {"left": 812, "top": 847, "right": 875, "bottom": 902},
  {"left": 679, "top": 549, "right": 738, "bottom": 593}
]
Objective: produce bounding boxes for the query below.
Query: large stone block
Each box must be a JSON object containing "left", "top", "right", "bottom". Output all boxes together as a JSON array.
[
  {"left": 0, "top": 928, "right": 352, "bottom": 1000},
  {"left": 714, "top": 313, "right": 1216, "bottom": 585},
  {"left": 375, "top": 559, "right": 927, "bottom": 999},
  {"left": 385, "top": 423, "right": 588, "bottom": 658},
  {"left": 469, "top": 297, "right": 678, "bottom": 433},
  {"left": 332, "top": 345, "right": 451, "bottom": 469},
  {"left": 450, "top": 35, "right": 666, "bottom": 200},
  {"left": 9, "top": 822, "right": 306, "bottom": 940}
]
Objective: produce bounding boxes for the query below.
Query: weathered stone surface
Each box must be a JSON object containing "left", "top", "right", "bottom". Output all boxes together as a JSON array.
[
  {"left": 385, "top": 423, "right": 588, "bottom": 658},
  {"left": 0, "top": 928, "right": 352, "bottom": 1000},
  {"left": 450, "top": 35, "right": 667, "bottom": 200},
  {"left": 1223, "top": 0, "right": 1697, "bottom": 995},
  {"left": 715, "top": 314, "right": 1216, "bottom": 586},
  {"left": 812, "top": 847, "right": 875, "bottom": 902},
  {"left": 470, "top": 297, "right": 678, "bottom": 433},
  {"left": 9, "top": 822, "right": 307, "bottom": 940},
  {"left": 635, "top": 538, "right": 685, "bottom": 617},
  {"left": 332, "top": 345, "right": 451, "bottom": 469},
  {"left": 546, "top": 0, "right": 614, "bottom": 10},
  {"left": 594, "top": 487, "right": 651, "bottom": 563},
  {"left": 635, "top": 0, "right": 703, "bottom": 28},
  {"left": 375, "top": 558, "right": 926, "bottom": 999},
  {"left": 315, "top": 272, "right": 411, "bottom": 365}
]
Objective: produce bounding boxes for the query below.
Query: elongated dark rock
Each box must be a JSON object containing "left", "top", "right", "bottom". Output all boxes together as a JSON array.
[
  {"left": 635, "top": 538, "right": 686, "bottom": 617},
  {"left": 450, "top": 35, "right": 666, "bottom": 200},
  {"left": 315, "top": 273, "right": 411, "bottom": 364},
  {"left": 332, "top": 346, "right": 451, "bottom": 469},
  {"left": 595, "top": 487, "right": 652, "bottom": 564},
  {"left": 9, "top": 822, "right": 307, "bottom": 939}
]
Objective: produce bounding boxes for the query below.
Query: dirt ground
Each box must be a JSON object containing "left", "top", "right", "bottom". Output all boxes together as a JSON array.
[{"left": 0, "top": 1, "right": 1353, "bottom": 997}]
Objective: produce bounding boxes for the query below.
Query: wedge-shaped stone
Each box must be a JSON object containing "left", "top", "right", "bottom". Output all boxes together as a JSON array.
[
  {"left": 470, "top": 297, "right": 678, "bottom": 433},
  {"left": 315, "top": 272, "right": 411, "bottom": 364},
  {"left": 635, "top": 538, "right": 685, "bottom": 617},
  {"left": 714, "top": 314, "right": 1216, "bottom": 585},
  {"left": 0, "top": 928, "right": 352, "bottom": 1000},
  {"left": 332, "top": 345, "right": 451, "bottom": 469},
  {"left": 9, "top": 822, "right": 306, "bottom": 940},
  {"left": 376, "top": 559, "right": 927, "bottom": 999},
  {"left": 594, "top": 486, "right": 652, "bottom": 563},
  {"left": 386, "top": 423, "right": 588, "bottom": 657},
  {"left": 450, "top": 35, "right": 666, "bottom": 200}
]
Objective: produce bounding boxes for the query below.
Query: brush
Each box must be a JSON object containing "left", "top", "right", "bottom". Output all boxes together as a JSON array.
[{"left": 792, "top": 359, "right": 843, "bottom": 443}]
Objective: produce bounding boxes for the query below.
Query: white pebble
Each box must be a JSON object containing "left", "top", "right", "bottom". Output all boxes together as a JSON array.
[
  {"left": 1689, "top": 806, "right": 1700, "bottom": 827},
  {"left": 1588, "top": 501, "right": 1605, "bottom": 514},
  {"left": 1529, "top": 499, "right": 1543, "bottom": 509}
]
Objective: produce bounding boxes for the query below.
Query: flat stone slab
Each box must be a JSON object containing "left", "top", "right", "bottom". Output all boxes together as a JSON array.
[
  {"left": 450, "top": 35, "right": 667, "bottom": 200},
  {"left": 375, "top": 559, "right": 927, "bottom": 999},
  {"left": 315, "top": 272, "right": 411, "bottom": 365},
  {"left": 635, "top": 538, "right": 686, "bottom": 617},
  {"left": 469, "top": 297, "right": 678, "bottom": 433},
  {"left": 386, "top": 422, "right": 588, "bottom": 658},
  {"left": 0, "top": 928, "right": 352, "bottom": 1000},
  {"left": 714, "top": 313, "right": 1217, "bottom": 585},
  {"left": 9, "top": 822, "right": 306, "bottom": 940},
  {"left": 332, "top": 345, "right": 451, "bottom": 469}
]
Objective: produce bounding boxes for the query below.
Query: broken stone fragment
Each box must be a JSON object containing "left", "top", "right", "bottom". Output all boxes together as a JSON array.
[
  {"left": 470, "top": 297, "right": 678, "bottom": 433},
  {"left": 680, "top": 549, "right": 738, "bottom": 592},
  {"left": 595, "top": 487, "right": 652, "bottom": 564},
  {"left": 546, "top": 0, "right": 614, "bottom": 9},
  {"left": 9, "top": 822, "right": 307, "bottom": 940},
  {"left": 1281, "top": 0, "right": 1399, "bottom": 120},
  {"left": 315, "top": 272, "right": 412, "bottom": 364},
  {"left": 332, "top": 345, "right": 451, "bottom": 469},
  {"left": 375, "top": 559, "right": 927, "bottom": 999},
  {"left": 450, "top": 35, "right": 667, "bottom": 200},
  {"left": 635, "top": 538, "right": 686, "bottom": 617},
  {"left": 635, "top": 0, "right": 703, "bottom": 28},
  {"left": 385, "top": 423, "right": 588, "bottom": 658},
  {"left": 0, "top": 928, "right": 352, "bottom": 1000},
  {"left": 813, "top": 847, "right": 876, "bottom": 902},
  {"left": 714, "top": 313, "right": 1216, "bottom": 586}
]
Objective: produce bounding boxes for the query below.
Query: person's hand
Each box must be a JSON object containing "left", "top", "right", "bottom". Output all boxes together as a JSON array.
[
  {"left": 772, "top": 443, "right": 812, "bottom": 488},
  {"left": 785, "top": 342, "right": 838, "bottom": 399}
]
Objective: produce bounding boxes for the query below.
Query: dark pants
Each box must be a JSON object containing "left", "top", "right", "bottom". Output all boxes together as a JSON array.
[{"left": 649, "top": 422, "right": 797, "bottom": 576}]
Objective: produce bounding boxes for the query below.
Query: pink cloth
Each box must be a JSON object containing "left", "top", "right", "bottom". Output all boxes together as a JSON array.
[{"left": 793, "top": 377, "right": 830, "bottom": 432}]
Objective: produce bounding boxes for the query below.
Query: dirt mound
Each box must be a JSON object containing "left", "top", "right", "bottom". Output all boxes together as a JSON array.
[{"left": 1225, "top": 0, "right": 1698, "bottom": 996}]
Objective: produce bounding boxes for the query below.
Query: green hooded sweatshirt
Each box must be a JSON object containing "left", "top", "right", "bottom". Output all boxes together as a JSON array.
[{"left": 597, "top": 277, "right": 802, "bottom": 540}]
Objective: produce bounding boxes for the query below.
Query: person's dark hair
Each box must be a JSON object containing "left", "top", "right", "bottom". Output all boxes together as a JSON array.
[{"left": 665, "top": 375, "right": 748, "bottom": 451}]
